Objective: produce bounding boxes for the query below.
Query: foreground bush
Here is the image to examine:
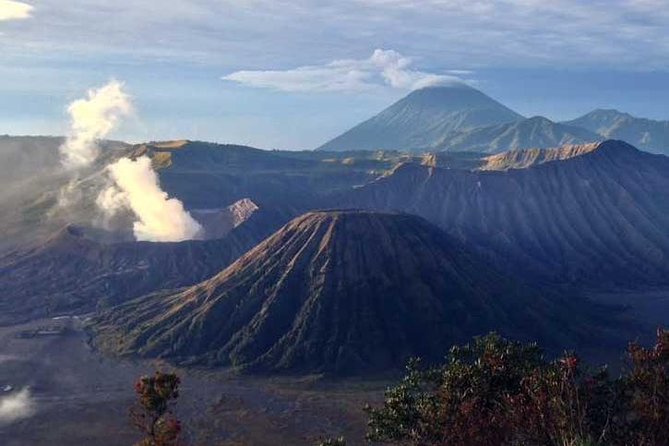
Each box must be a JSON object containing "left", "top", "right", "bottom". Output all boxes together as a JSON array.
[
  {"left": 130, "top": 371, "right": 184, "bottom": 446},
  {"left": 363, "top": 330, "right": 669, "bottom": 446}
]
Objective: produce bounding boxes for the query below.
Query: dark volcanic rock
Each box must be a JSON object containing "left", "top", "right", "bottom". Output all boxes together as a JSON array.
[
  {"left": 0, "top": 207, "right": 290, "bottom": 325},
  {"left": 92, "top": 210, "right": 611, "bottom": 375},
  {"left": 340, "top": 140, "right": 669, "bottom": 289}
]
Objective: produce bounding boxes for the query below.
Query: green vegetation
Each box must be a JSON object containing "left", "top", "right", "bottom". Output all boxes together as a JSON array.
[
  {"left": 130, "top": 371, "right": 184, "bottom": 446},
  {"left": 132, "top": 331, "right": 669, "bottom": 446},
  {"left": 322, "top": 330, "right": 669, "bottom": 446}
]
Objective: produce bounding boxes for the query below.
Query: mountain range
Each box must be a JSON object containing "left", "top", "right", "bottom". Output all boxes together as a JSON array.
[
  {"left": 2, "top": 124, "right": 668, "bottom": 376},
  {"left": 2, "top": 137, "right": 668, "bottom": 327},
  {"left": 91, "top": 210, "right": 615, "bottom": 375},
  {"left": 339, "top": 140, "right": 669, "bottom": 289},
  {"left": 564, "top": 109, "right": 669, "bottom": 154},
  {"left": 432, "top": 116, "right": 600, "bottom": 153},
  {"left": 0, "top": 138, "right": 406, "bottom": 253},
  {"left": 317, "top": 84, "right": 523, "bottom": 152},
  {"left": 317, "top": 85, "right": 669, "bottom": 155},
  {"left": 0, "top": 206, "right": 290, "bottom": 325}
]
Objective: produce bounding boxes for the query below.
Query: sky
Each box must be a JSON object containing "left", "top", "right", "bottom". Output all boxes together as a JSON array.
[{"left": 1, "top": 0, "right": 669, "bottom": 149}]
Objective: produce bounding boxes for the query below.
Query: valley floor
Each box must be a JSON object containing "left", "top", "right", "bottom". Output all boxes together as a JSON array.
[
  {"left": 0, "top": 318, "right": 384, "bottom": 446},
  {"left": 2, "top": 289, "right": 667, "bottom": 445}
]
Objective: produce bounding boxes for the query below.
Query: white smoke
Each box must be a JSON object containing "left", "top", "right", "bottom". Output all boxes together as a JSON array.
[
  {"left": 60, "top": 80, "right": 132, "bottom": 169},
  {"left": 0, "top": 388, "right": 35, "bottom": 424},
  {"left": 97, "top": 156, "right": 202, "bottom": 242}
]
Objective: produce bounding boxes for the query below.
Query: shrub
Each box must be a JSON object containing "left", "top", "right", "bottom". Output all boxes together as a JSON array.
[
  {"left": 366, "top": 333, "right": 544, "bottom": 446},
  {"left": 618, "top": 328, "right": 669, "bottom": 446},
  {"left": 364, "top": 330, "right": 669, "bottom": 446},
  {"left": 130, "top": 371, "right": 184, "bottom": 446}
]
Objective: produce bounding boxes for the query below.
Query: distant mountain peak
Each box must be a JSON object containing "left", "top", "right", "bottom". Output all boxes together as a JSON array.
[
  {"left": 525, "top": 115, "right": 553, "bottom": 123},
  {"left": 317, "top": 85, "right": 523, "bottom": 152},
  {"left": 590, "top": 108, "right": 628, "bottom": 115},
  {"left": 434, "top": 116, "right": 601, "bottom": 154},
  {"left": 564, "top": 110, "right": 669, "bottom": 154}
]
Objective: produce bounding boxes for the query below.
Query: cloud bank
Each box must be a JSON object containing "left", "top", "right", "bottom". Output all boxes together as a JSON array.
[
  {"left": 60, "top": 80, "right": 132, "bottom": 169},
  {"left": 97, "top": 156, "right": 202, "bottom": 242},
  {"left": 223, "top": 49, "right": 464, "bottom": 92},
  {"left": 0, "top": 388, "right": 35, "bottom": 424},
  {"left": 3, "top": 0, "right": 669, "bottom": 70},
  {"left": 0, "top": 0, "right": 32, "bottom": 21}
]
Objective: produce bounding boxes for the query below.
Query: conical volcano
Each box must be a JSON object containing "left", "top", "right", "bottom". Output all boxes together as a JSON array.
[
  {"left": 93, "top": 210, "right": 611, "bottom": 375},
  {"left": 317, "top": 85, "right": 523, "bottom": 152}
]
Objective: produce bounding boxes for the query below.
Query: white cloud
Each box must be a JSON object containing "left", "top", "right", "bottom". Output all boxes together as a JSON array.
[
  {"left": 0, "top": 388, "right": 35, "bottom": 424},
  {"left": 223, "top": 49, "right": 465, "bottom": 92},
  {"left": 0, "top": 0, "right": 32, "bottom": 21},
  {"left": 2, "top": 0, "right": 669, "bottom": 70}
]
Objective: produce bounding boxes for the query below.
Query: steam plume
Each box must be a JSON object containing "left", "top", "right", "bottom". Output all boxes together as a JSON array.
[
  {"left": 0, "top": 388, "right": 34, "bottom": 424},
  {"left": 97, "top": 156, "right": 202, "bottom": 242},
  {"left": 60, "top": 80, "right": 132, "bottom": 169}
]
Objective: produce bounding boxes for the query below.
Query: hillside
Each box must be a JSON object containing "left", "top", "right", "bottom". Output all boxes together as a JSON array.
[
  {"left": 0, "top": 206, "right": 291, "bottom": 325},
  {"left": 317, "top": 85, "right": 523, "bottom": 152},
  {"left": 340, "top": 140, "right": 669, "bottom": 289},
  {"left": 92, "top": 211, "right": 613, "bottom": 375},
  {"left": 434, "top": 116, "right": 601, "bottom": 153},
  {"left": 0, "top": 136, "right": 132, "bottom": 252},
  {"left": 0, "top": 137, "right": 401, "bottom": 253},
  {"left": 127, "top": 140, "right": 401, "bottom": 210},
  {"left": 565, "top": 109, "right": 669, "bottom": 154}
]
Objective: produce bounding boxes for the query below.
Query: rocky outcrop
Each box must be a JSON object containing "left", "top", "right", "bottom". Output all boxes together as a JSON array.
[
  {"left": 479, "top": 143, "right": 600, "bottom": 170},
  {"left": 191, "top": 198, "right": 260, "bottom": 240}
]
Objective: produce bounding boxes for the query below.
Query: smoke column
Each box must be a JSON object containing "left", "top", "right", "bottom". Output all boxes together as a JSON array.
[
  {"left": 0, "top": 388, "right": 34, "bottom": 425},
  {"left": 60, "top": 80, "right": 132, "bottom": 169},
  {"left": 97, "top": 156, "right": 202, "bottom": 242}
]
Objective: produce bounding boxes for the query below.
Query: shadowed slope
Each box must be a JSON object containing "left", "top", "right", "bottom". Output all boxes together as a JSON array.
[
  {"left": 341, "top": 140, "right": 669, "bottom": 289},
  {"left": 0, "top": 207, "right": 290, "bottom": 325},
  {"left": 92, "top": 211, "right": 613, "bottom": 375}
]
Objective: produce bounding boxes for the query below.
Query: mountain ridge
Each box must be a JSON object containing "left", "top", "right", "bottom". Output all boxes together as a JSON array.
[
  {"left": 434, "top": 116, "right": 601, "bottom": 153},
  {"left": 91, "top": 210, "right": 614, "bottom": 375},
  {"left": 338, "top": 140, "right": 669, "bottom": 289},
  {"left": 565, "top": 109, "right": 669, "bottom": 154},
  {"left": 0, "top": 206, "right": 293, "bottom": 325},
  {"left": 317, "top": 85, "right": 524, "bottom": 152}
]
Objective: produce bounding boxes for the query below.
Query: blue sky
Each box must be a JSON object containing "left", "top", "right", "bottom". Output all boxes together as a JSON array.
[{"left": 1, "top": 0, "right": 669, "bottom": 149}]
